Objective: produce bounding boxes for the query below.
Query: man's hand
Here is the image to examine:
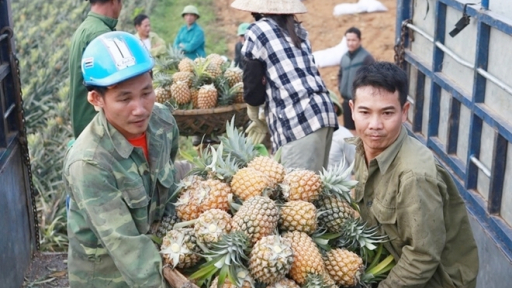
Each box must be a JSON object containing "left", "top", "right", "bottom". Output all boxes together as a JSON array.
[{"left": 246, "top": 105, "right": 267, "bottom": 144}]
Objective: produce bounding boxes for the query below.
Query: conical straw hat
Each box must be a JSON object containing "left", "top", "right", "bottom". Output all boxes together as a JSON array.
[{"left": 231, "top": 0, "right": 307, "bottom": 14}]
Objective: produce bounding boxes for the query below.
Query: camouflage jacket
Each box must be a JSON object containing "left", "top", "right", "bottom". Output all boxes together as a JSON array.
[{"left": 64, "top": 103, "right": 179, "bottom": 287}]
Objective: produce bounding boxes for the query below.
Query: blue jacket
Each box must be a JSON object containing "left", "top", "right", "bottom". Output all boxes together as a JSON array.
[{"left": 173, "top": 22, "right": 206, "bottom": 59}]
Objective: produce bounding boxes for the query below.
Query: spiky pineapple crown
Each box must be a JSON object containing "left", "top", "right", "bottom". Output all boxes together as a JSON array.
[
  {"left": 319, "top": 161, "right": 358, "bottom": 203},
  {"left": 220, "top": 117, "right": 260, "bottom": 167},
  {"left": 334, "top": 219, "right": 388, "bottom": 258},
  {"left": 190, "top": 231, "right": 251, "bottom": 287}
]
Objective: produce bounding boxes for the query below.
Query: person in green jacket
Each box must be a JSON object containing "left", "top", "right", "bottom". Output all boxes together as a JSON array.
[
  {"left": 173, "top": 5, "right": 206, "bottom": 60},
  {"left": 348, "top": 62, "right": 479, "bottom": 287},
  {"left": 68, "top": 0, "right": 122, "bottom": 138},
  {"left": 133, "top": 13, "right": 167, "bottom": 58},
  {"left": 64, "top": 31, "right": 183, "bottom": 287}
]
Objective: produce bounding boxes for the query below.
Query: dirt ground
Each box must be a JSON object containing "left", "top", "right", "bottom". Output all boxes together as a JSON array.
[
  {"left": 213, "top": 0, "right": 397, "bottom": 103},
  {"left": 23, "top": 252, "right": 68, "bottom": 288}
]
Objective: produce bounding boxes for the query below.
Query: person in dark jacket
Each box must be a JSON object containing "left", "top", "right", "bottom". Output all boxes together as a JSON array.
[
  {"left": 234, "top": 22, "right": 250, "bottom": 68},
  {"left": 338, "top": 27, "right": 374, "bottom": 136},
  {"left": 69, "top": 0, "right": 122, "bottom": 138}
]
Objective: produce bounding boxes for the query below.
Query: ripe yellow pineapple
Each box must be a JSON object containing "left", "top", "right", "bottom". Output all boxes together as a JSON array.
[
  {"left": 224, "top": 67, "right": 243, "bottom": 87},
  {"left": 172, "top": 71, "right": 193, "bottom": 87},
  {"left": 232, "top": 196, "right": 279, "bottom": 245},
  {"left": 233, "top": 83, "right": 244, "bottom": 103},
  {"left": 315, "top": 195, "right": 357, "bottom": 233},
  {"left": 267, "top": 278, "right": 300, "bottom": 288},
  {"left": 171, "top": 80, "right": 191, "bottom": 105},
  {"left": 155, "top": 87, "right": 172, "bottom": 104},
  {"left": 249, "top": 235, "right": 293, "bottom": 284},
  {"left": 175, "top": 189, "right": 202, "bottom": 221},
  {"left": 281, "top": 169, "right": 322, "bottom": 202},
  {"left": 247, "top": 156, "right": 285, "bottom": 188},
  {"left": 178, "top": 57, "right": 194, "bottom": 72},
  {"left": 195, "top": 178, "right": 232, "bottom": 212},
  {"left": 206, "top": 62, "right": 223, "bottom": 78},
  {"left": 279, "top": 200, "right": 317, "bottom": 234},
  {"left": 194, "top": 209, "right": 232, "bottom": 247},
  {"left": 198, "top": 84, "right": 218, "bottom": 109},
  {"left": 190, "top": 87, "right": 199, "bottom": 108},
  {"left": 160, "top": 228, "right": 201, "bottom": 269},
  {"left": 209, "top": 276, "right": 252, "bottom": 288},
  {"left": 323, "top": 248, "right": 364, "bottom": 287},
  {"left": 281, "top": 231, "right": 325, "bottom": 285},
  {"left": 230, "top": 167, "right": 272, "bottom": 201}
]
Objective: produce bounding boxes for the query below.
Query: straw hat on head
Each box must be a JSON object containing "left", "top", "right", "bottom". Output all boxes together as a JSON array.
[{"left": 231, "top": 0, "right": 307, "bottom": 14}]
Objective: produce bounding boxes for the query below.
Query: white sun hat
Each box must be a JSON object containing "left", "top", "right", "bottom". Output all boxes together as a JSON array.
[{"left": 231, "top": 0, "right": 307, "bottom": 14}]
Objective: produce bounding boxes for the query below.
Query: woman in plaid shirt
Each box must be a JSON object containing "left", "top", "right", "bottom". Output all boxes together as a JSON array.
[{"left": 231, "top": 0, "right": 339, "bottom": 173}]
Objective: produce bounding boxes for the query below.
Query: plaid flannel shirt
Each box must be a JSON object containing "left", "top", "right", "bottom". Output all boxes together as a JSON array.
[{"left": 242, "top": 18, "right": 338, "bottom": 150}]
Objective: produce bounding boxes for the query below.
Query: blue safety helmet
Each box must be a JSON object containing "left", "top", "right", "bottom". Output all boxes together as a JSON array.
[{"left": 81, "top": 31, "right": 154, "bottom": 87}]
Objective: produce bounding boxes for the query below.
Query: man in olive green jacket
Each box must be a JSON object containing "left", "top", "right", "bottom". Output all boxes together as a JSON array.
[
  {"left": 68, "top": 0, "right": 122, "bottom": 138},
  {"left": 348, "top": 62, "right": 479, "bottom": 287}
]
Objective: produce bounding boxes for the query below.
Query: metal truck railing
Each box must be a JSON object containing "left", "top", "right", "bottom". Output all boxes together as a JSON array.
[{"left": 396, "top": 0, "right": 512, "bottom": 286}]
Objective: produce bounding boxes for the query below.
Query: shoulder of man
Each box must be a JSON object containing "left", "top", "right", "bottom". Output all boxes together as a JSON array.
[
  {"left": 151, "top": 103, "right": 177, "bottom": 127},
  {"left": 395, "top": 134, "right": 438, "bottom": 176}
]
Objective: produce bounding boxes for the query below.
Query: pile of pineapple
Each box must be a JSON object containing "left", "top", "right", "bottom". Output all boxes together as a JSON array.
[
  {"left": 153, "top": 50, "right": 244, "bottom": 109},
  {"left": 156, "top": 120, "right": 394, "bottom": 288}
]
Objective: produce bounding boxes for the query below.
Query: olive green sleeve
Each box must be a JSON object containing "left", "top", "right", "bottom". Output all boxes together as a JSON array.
[
  {"left": 68, "top": 160, "right": 165, "bottom": 288},
  {"left": 150, "top": 33, "right": 167, "bottom": 58},
  {"left": 379, "top": 173, "right": 446, "bottom": 288}
]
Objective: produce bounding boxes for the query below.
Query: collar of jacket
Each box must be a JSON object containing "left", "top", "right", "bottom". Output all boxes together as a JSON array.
[
  {"left": 348, "top": 46, "right": 363, "bottom": 59},
  {"left": 96, "top": 104, "right": 174, "bottom": 160},
  {"left": 348, "top": 126, "right": 407, "bottom": 174},
  {"left": 88, "top": 11, "right": 118, "bottom": 31},
  {"left": 186, "top": 22, "right": 199, "bottom": 31}
]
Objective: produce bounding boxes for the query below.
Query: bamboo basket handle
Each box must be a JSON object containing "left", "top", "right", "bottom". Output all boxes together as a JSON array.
[{"left": 163, "top": 266, "right": 200, "bottom": 288}]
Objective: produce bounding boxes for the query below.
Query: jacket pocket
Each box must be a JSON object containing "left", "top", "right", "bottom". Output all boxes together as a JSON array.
[
  {"left": 121, "top": 182, "right": 149, "bottom": 209},
  {"left": 371, "top": 199, "right": 396, "bottom": 224}
]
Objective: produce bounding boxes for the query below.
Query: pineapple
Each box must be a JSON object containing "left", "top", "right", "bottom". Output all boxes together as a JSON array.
[
  {"left": 209, "top": 276, "right": 252, "bottom": 288},
  {"left": 172, "top": 71, "right": 193, "bottom": 87},
  {"left": 249, "top": 235, "right": 293, "bottom": 284},
  {"left": 198, "top": 84, "right": 218, "bottom": 109},
  {"left": 323, "top": 248, "right": 364, "bottom": 287},
  {"left": 318, "top": 163, "right": 358, "bottom": 204},
  {"left": 206, "top": 62, "right": 223, "bottom": 78},
  {"left": 194, "top": 209, "right": 232, "bottom": 247},
  {"left": 171, "top": 80, "right": 191, "bottom": 105},
  {"left": 230, "top": 167, "right": 272, "bottom": 201},
  {"left": 232, "top": 196, "right": 279, "bottom": 245},
  {"left": 247, "top": 156, "right": 285, "bottom": 188},
  {"left": 189, "top": 232, "right": 251, "bottom": 287},
  {"left": 175, "top": 188, "right": 202, "bottom": 221},
  {"left": 196, "top": 178, "right": 232, "bottom": 212},
  {"left": 281, "top": 231, "right": 325, "bottom": 285},
  {"left": 155, "top": 213, "right": 179, "bottom": 239},
  {"left": 219, "top": 118, "right": 259, "bottom": 167},
  {"left": 232, "top": 82, "right": 244, "bottom": 103},
  {"left": 267, "top": 278, "right": 300, "bottom": 288},
  {"left": 224, "top": 67, "right": 243, "bottom": 87},
  {"left": 279, "top": 200, "right": 317, "bottom": 234},
  {"left": 190, "top": 87, "right": 199, "bottom": 108},
  {"left": 314, "top": 195, "right": 357, "bottom": 233},
  {"left": 154, "top": 87, "right": 172, "bottom": 104},
  {"left": 178, "top": 57, "right": 194, "bottom": 72},
  {"left": 281, "top": 169, "right": 322, "bottom": 202},
  {"left": 302, "top": 272, "right": 337, "bottom": 288},
  {"left": 160, "top": 228, "right": 201, "bottom": 269}
]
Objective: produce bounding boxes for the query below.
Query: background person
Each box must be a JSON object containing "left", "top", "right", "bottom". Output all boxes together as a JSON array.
[
  {"left": 65, "top": 31, "right": 182, "bottom": 287},
  {"left": 232, "top": 0, "right": 338, "bottom": 172},
  {"left": 327, "top": 90, "right": 355, "bottom": 171},
  {"left": 69, "top": 0, "right": 123, "bottom": 138},
  {"left": 338, "top": 26, "right": 374, "bottom": 136},
  {"left": 349, "top": 62, "right": 478, "bottom": 287},
  {"left": 133, "top": 13, "right": 166, "bottom": 58},
  {"left": 173, "top": 5, "right": 206, "bottom": 60},
  {"left": 234, "top": 22, "right": 250, "bottom": 68}
]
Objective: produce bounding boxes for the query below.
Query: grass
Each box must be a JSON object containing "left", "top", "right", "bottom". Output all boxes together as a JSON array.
[{"left": 150, "top": 0, "right": 228, "bottom": 56}]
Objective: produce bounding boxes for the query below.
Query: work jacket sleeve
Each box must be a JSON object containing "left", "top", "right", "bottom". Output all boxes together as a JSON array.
[
  {"left": 242, "top": 58, "right": 266, "bottom": 106},
  {"left": 150, "top": 32, "right": 167, "bottom": 57},
  {"left": 337, "top": 62, "right": 343, "bottom": 95},
  {"left": 68, "top": 161, "right": 165, "bottom": 288},
  {"left": 377, "top": 172, "right": 446, "bottom": 288},
  {"left": 181, "top": 28, "right": 205, "bottom": 54}
]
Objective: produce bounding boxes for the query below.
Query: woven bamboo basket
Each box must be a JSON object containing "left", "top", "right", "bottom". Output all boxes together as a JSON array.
[{"left": 172, "top": 103, "right": 249, "bottom": 137}]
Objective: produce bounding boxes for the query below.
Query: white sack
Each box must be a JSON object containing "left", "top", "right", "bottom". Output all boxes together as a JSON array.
[
  {"left": 333, "top": 0, "right": 387, "bottom": 16},
  {"left": 312, "top": 36, "right": 348, "bottom": 68}
]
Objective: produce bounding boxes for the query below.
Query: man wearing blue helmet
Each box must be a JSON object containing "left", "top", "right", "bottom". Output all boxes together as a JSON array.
[{"left": 63, "top": 31, "right": 183, "bottom": 287}]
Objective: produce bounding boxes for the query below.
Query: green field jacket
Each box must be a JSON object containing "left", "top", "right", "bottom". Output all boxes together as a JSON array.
[
  {"left": 64, "top": 104, "right": 179, "bottom": 287},
  {"left": 173, "top": 22, "right": 206, "bottom": 60},
  {"left": 68, "top": 12, "right": 117, "bottom": 138},
  {"left": 351, "top": 127, "right": 479, "bottom": 288}
]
